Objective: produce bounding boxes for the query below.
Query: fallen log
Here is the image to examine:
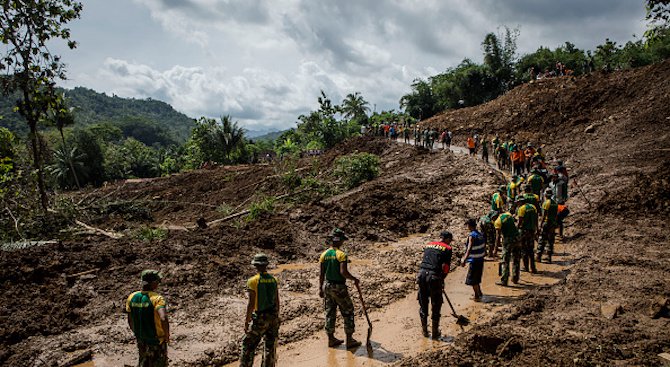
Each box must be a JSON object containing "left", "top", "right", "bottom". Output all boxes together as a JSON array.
[{"left": 75, "top": 220, "right": 123, "bottom": 239}]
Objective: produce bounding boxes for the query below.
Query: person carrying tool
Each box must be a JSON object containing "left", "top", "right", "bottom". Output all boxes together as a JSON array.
[
  {"left": 416, "top": 231, "right": 453, "bottom": 339},
  {"left": 461, "top": 219, "right": 486, "bottom": 301},
  {"left": 319, "top": 228, "right": 362, "bottom": 349},
  {"left": 537, "top": 188, "right": 559, "bottom": 263},
  {"left": 516, "top": 197, "right": 539, "bottom": 273},
  {"left": 240, "top": 254, "right": 280, "bottom": 367},
  {"left": 494, "top": 211, "right": 521, "bottom": 286},
  {"left": 479, "top": 210, "right": 499, "bottom": 257},
  {"left": 126, "top": 270, "right": 170, "bottom": 367}
]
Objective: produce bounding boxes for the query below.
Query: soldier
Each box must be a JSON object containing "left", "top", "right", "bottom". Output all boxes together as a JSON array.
[
  {"left": 494, "top": 211, "right": 521, "bottom": 286},
  {"left": 319, "top": 228, "right": 362, "bottom": 349},
  {"left": 479, "top": 210, "right": 499, "bottom": 257},
  {"left": 491, "top": 186, "right": 506, "bottom": 212},
  {"left": 537, "top": 188, "right": 559, "bottom": 263},
  {"left": 507, "top": 175, "right": 525, "bottom": 206},
  {"left": 527, "top": 169, "right": 545, "bottom": 197},
  {"left": 417, "top": 231, "right": 453, "bottom": 339},
  {"left": 516, "top": 197, "right": 539, "bottom": 273},
  {"left": 126, "top": 270, "right": 170, "bottom": 367},
  {"left": 514, "top": 185, "right": 540, "bottom": 213},
  {"left": 240, "top": 253, "right": 280, "bottom": 367}
]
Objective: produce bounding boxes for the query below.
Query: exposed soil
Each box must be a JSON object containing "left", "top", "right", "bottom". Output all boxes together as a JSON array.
[
  {"left": 397, "top": 61, "right": 670, "bottom": 366},
  {"left": 1, "top": 61, "right": 669, "bottom": 367}
]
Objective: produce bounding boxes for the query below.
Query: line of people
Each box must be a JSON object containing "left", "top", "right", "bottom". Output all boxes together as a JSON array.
[{"left": 122, "top": 141, "right": 572, "bottom": 366}]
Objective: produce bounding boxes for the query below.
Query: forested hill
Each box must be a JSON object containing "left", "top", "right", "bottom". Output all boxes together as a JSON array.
[{"left": 0, "top": 87, "right": 195, "bottom": 143}]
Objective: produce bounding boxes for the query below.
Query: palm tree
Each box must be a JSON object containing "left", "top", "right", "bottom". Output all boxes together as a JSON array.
[
  {"left": 47, "top": 145, "right": 85, "bottom": 190},
  {"left": 218, "top": 115, "right": 246, "bottom": 163},
  {"left": 341, "top": 92, "right": 370, "bottom": 122},
  {"left": 50, "top": 94, "right": 80, "bottom": 189}
]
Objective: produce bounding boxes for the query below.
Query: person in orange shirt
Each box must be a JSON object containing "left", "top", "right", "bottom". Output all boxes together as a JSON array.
[
  {"left": 467, "top": 136, "right": 476, "bottom": 156},
  {"left": 511, "top": 146, "right": 525, "bottom": 176},
  {"left": 524, "top": 143, "right": 536, "bottom": 173}
]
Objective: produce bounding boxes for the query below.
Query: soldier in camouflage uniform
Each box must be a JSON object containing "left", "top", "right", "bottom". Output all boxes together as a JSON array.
[
  {"left": 319, "top": 228, "right": 362, "bottom": 349},
  {"left": 516, "top": 196, "right": 539, "bottom": 274},
  {"left": 537, "top": 188, "right": 559, "bottom": 264},
  {"left": 240, "top": 253, "right": 280, "bottom": 367},
  {"left": 126, "top": 270, "right": 170, "bottom": 367},
  {"left": 479, "top": 210, "right": 499, "bottom": 257},
  {"left": 494, "top": 211, "right": 521, "bottom": 286}
]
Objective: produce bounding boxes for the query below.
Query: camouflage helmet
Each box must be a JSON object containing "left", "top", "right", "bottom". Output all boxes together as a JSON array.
[
  {"left": 330, "top": 228, "right": 348, "bottom": 242},
  {"left": 251, "top": 253, "right": 269, "bottom": 266},
  {"left": 141, "top": 269, "right": 163, "bottom": 283}
]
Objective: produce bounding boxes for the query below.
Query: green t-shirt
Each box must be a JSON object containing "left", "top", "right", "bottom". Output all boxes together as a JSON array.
[
  {"left": 125, "top": 291, "right": 167, "bottom": 345},
  {"left": 542, "top": 199, "right": 559, "bottom": 226},
  {"left": 517, "top": 203, "right": 538, "bottom": 232},
  {"left": 247, "top": 272, "right": 278, "bottom": 313},
  {"left": 319, "top": 247, "right": 348, "bottom": 283},
  {"left": 528, "top": 174, "right": 544, "bottom": 195},
  {"left": 494, "top": 212, "right": 519, "bottom": 239}
]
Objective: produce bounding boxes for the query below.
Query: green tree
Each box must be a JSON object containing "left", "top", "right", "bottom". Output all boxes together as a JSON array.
[
  {"left": 69, "top": 127, "right": 104, "bottom": 186},
  {"left": 341, "top": 92, "right": 370, "bottom": 124},
  {"left": 399, "top": 79, "right": 438, "bottom": 119},
  {"left": 645, "top": 0, "right": 670, "bottom": 42},
  {"left": 0, "top": 0, "right": 83, "bottom": 210}
]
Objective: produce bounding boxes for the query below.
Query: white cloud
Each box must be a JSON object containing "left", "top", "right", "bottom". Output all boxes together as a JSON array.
[{"left": 56, "top": 0, "right": 648, "bottom": 132}]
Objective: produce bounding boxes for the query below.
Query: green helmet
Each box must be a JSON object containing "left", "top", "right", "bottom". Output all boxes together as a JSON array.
[
  {"left": 141, "top": 269, "right": 163, "bottom": 283},
  {"left": 331, "top": 228, "right": 348, "bottom": 242},
  {"left": 251, "top": 253, "right": 269, "bottom": 266}
]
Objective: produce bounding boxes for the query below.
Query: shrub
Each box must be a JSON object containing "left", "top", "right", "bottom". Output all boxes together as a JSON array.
[
  {"left": 247, "top": 196, "right": 276, "bottom": 221},
  {"left": 136, "top": 227, "right": 168, "bottom": 242},
  {"left": 333, "top": 152, "right": 380, "bottom": 189}
]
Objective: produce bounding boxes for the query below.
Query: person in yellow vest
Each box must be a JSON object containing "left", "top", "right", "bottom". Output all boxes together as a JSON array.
[
  {"left": 319, "top": 228, "right": 362, "bottom": 349},
  {"left": 240, "top": 253, "right": 280, "bottom": 367}
]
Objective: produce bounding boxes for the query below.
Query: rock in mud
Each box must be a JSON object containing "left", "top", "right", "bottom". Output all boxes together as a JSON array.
[{"left": 600, "top": 302, "right": 623, "bottom": 319}]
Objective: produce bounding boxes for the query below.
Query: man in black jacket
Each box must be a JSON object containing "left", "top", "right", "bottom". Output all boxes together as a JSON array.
[{"left": 416, "top": 231, "right": 453, "bottom": 339}]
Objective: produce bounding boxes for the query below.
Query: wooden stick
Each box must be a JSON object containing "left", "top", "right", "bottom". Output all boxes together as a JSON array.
[{"left": 75, "top": 220, "right": 123, "bottom": 239}]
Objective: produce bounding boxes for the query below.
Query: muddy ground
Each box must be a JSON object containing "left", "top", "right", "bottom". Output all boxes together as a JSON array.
[
  {"left": 399, "top": 61, "right": 670, "bottom": 366},
  {"left": 0, "top": 137, "right": 507, "bottom": 366},
  {"left": 1, "top": 61, "right": 669, "bottom": 367}
]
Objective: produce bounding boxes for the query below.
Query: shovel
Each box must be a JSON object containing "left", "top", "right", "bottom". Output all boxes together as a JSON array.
[
  {"left": 354, "top": 282, "right": 373, "bottom": 348},
  {"left": 442, "top": 290, "right": 470, "bottom": 329}
]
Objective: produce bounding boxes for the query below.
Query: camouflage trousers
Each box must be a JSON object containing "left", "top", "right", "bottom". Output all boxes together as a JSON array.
[
  {"left": 481, "top": 222, "right": 496, "bottom": 256},
  {"left": 137, "top": 340, "right": 168, "bottom": 367},
  {"left": 500, "top": 236, "right": 521, "bottom": 284},
  {"left": 240, "top": 312, "right": 279, "bottom": 367},
  {"left": 520, "top": 230, "right": 537, "bottom": 272},
  {"left": 537, "top": 223, "right": 557, "bottom": 256},
  {"left": 324, "top": 282, "right": 355, "bottom": 335}
]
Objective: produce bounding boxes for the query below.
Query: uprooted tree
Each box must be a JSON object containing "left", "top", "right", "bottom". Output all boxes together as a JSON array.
[{"left": 0, "top": 0, "right": 83, "bottom": 210}]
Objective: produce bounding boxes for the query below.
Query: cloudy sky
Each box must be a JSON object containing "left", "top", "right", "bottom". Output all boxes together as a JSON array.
[{"left": 53, "top": 0, "right": 648, "bottom": 132}]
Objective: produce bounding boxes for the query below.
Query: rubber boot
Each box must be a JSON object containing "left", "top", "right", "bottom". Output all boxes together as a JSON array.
[
  {"left": 346, "top": 334, "right": 362, "bottom": 349},
  {"left": 431, "top": 323, "right": 441, "bottom": 340},
  {"left": 522, "top": 256, "right": 529, "bottom": 272},
  {"left": 421, "top": 318, "right": 429, "bottom": 337},
  {"left": 530, "top": 256, "right": 537, "bottom": 274},
  {"left": 536, "top": 253, "right": 542, "bottom": 263},
  {"left": 546, "top": 255, "right": 552, "bottom": 264},
  {"left": 327, "top": 333, "right": 343, "bottom": 347}
]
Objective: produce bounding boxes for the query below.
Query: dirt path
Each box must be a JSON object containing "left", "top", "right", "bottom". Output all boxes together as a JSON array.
[{"left": 218, "top": 235, "right": 572, "bottom": 367}]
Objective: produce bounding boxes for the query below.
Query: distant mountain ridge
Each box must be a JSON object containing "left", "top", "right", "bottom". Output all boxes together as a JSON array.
[{"left": 0, "top": 87, "right": 195, "bottom": 142}]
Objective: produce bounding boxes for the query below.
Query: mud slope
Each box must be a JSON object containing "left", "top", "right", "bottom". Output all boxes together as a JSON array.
[
  {"left": 399, "top": 63, "right": 670, "bottom": 365},
  {"left": 0, "top": 138, "right": 504, "bottom": 366}
]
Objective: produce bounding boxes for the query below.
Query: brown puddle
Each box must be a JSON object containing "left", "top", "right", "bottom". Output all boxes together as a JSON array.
[{"left": 226, "top": 240, "right": 571, "bottom": 366}]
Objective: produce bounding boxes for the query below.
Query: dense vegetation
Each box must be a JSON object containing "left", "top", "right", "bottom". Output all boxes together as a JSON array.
[
  {"left": 0, "top": 87, "right": 195, "bottom": 143},
  {"left": 400, "top": 23, "right": 670, "bottom": 120}
]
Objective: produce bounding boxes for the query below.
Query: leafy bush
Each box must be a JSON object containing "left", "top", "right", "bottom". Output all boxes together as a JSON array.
[
  {"left": 247, "top": 196, "right": 276, "bottom": 221},
  {"left": 333, "top": 152, "right": 380, "bottom": 189},
  {"left": 136, "top": 227, "right": 168, "bottom": 242}
]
